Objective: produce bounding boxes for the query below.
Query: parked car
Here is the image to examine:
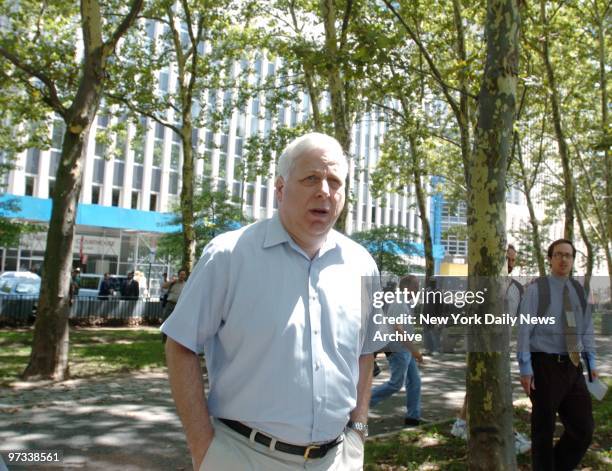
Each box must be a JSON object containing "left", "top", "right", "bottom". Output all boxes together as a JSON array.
[
  {"left": 78, "top": 274, "right": 127, "bottom": 298},
  {"left": 0, "top": 272, "right": 41, "bottom": 296},
  {"left": 0, "top": 272, "right": 41, "bottom": 323},
  {"left": 0, "top": 270, "right": 41, "bottom": 281}
]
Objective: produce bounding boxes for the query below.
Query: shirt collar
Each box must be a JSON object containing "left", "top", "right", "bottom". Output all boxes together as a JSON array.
[
  {"left": 263, "top": 213, "right": 292, "bottom": 249},
  {"left": 263, "top": 213, "right": 340, "bottom": 259}
]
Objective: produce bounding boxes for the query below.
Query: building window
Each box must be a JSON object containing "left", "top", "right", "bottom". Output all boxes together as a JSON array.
[
  {"left": 155, "top": 122, "right": 165, "bottom": 140},
  {"left": 151, "top": 168, "right": 161, "bottom": 192},
  {"left": 132, "top": 165, "right": 143, "bottom": 189},
  {"left": 112, "top": 189, "right": 120, "bottom": 207},
  {"left": 113, "top": 161, "right": 124, "bottom": 186},
  {"left": 170, "top": 143, "right": 181, "bottom": 170},
  {"left": 260, "top": 186, "right": 268, "bottom": 208},
  {"left": 26, "top": 149, "right": 40, "bottom": 174},
  {"left": 49, "top": 151, "right": 61, "bottom": 177},
  {"left": 159, "top": 72, "right": 169, "bottom": 93},
  {"left": 115, "top": 135, "right": 126, "bottom": 161},
  {"left": 52, "top": 120, "right": 65, "bottom": 149},
  {"left": 48, "top": 179, "right": 55, "bottom": 198},
  {"left": 93, "top": 158, "right": 105, "bottom": 184},
  {"left": 131, "top": 191, "right": 139, "bottom": 209},
  {"left": 25, "top": 176, "right": 35, "bottom": 196},
  {"left": 219, "top": 153, "right": 226, "bottom": 179},
  {"left": 149, "top": 193, "right": 158, "bottom": 211},
  {"left": 153, "top": 140, "right": 163, "bottom": 167},
  {"left": 169, "top": 172, "right": 179, "bottom": 194},
  {"left": 246, "top": 184, "right": 254, "bottom": 206},
  {"left": 97, "top": 114, "right": 109, "bottom": 128},
  {"left": 91, "top": 185, "right": 101, "bottom": 204},
  {"left": 95, "top": 140, "right": 106, "bottom": 157}
]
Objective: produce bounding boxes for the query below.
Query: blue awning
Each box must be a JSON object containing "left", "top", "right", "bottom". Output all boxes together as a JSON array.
[
  {"left": 0, "top": 194, "right": 179, "bottom": 233},
  {"left": 365, "top": 239, "right": 445, "bottom": 259}
]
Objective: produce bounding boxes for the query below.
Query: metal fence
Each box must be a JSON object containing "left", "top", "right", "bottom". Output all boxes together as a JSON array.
[{"left": 0, "top": 295, "right": 164, "bottom": 327}]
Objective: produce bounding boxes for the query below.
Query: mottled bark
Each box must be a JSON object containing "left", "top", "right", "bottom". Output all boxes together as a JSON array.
[
  {"left": 23, "top": 0, "right": 144, "bottom": 380},
  {"left": 24, "top": 116, "right": 93, "bottom": 380},
  {"left": 180, "top": 122, "right": 196, "bottom": 273},
  {"left": 465, "top": 0, "right": 520, "bottom": 468},
  {"left": 539, "top": 0, "right": 575, "bottom": 240}
]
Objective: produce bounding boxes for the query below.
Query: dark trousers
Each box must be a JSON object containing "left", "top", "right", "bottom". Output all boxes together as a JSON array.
[{"left": 530, "top": 353, "right": 594, "bottom": 471}]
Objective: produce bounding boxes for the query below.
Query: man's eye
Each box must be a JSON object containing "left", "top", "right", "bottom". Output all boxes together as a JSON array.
[
  {"left": 328, "top": 179, "right": 342, "bottom": 189},
  {"left": 304, "top": 175, "right": 320, "bottom": 184}
]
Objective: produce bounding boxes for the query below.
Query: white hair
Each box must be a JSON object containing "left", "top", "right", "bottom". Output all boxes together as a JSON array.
[{"left": 277, "top": 132, "right": 348, "bottom": 180}]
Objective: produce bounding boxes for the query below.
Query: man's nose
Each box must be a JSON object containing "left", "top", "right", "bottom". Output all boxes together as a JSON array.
[{"left": 317, "top": 179, "right": 331, "bottom": 196}]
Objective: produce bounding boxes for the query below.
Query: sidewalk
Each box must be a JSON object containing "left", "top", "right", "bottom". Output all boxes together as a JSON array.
[
  {"left": 370, "top": 335, "right": 611, "bottom": 435},
  {"left": 1, "top": 337, "right": 609, "bottom": 470}
]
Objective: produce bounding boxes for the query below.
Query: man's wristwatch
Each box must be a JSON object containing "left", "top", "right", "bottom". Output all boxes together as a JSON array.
[{"left": 347, "top": 420, "right": 369, "bottom": 438}]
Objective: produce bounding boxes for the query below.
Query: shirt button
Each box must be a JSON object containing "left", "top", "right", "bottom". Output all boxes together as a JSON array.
[{"left": 313, "top": 329, "right": 319, "bottom": 335}]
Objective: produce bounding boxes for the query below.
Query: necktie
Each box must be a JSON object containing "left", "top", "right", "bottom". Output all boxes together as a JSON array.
[{"left": 563, "top": 284, "right": 581, "bottom": 367}]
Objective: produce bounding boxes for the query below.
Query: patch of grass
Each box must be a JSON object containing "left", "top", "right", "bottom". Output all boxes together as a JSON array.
[
  {"left": 365, "top": 426, "right": 467, "bottom": 471},
  {"left": 366, "top": 389, "right": 612, "bottom": 471},
  {"left": 0, "top": 327, "right": 165, "bottom": 384}
]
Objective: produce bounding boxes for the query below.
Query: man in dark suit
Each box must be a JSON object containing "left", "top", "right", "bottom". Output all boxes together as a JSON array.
[{"left": 121, "top": 271, "right": 140, "bottom": 299}]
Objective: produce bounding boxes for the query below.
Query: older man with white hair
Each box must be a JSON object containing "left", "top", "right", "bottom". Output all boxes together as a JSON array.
[{"left": 162, "top": 132, "right": 382, "bottom": 470}]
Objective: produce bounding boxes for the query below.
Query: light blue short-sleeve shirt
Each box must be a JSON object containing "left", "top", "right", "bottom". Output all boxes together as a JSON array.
[{"left": 162, "top": 215, "right": 381, "bottom": 445}]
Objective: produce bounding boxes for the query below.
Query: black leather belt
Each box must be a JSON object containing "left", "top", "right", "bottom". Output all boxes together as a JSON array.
[
  {"left": 532, "top": 352, "right": 572, "bottom": 363},
  {"left": 218, "top": 418, "right": 343, "bottom": 459}
]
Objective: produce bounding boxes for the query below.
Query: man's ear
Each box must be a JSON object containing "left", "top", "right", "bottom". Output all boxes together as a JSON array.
[{"left": 275, "top": 176, "right": 285, "bottom": 203}]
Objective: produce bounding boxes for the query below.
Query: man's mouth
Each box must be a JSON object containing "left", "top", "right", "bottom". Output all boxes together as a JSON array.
[{"left": 310, "top": 208, "right": 330, "bottom": 216}]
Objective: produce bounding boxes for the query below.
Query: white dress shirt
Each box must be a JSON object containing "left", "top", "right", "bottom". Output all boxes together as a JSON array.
[{"left": 162, "top": 214, "right": 381, "bottom": 445}]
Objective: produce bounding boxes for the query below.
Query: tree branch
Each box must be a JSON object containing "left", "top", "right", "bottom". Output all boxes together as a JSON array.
[
  {"left": 0, "top": 46, "right": 67, "bottom": 117},
  {"left": 106, "top": 92, "right": 182, "bottom": 136},
  {"left": 106, "top": 0, "right": 144, "bottom": 52},
  {"left": 339, "top": 0, "right": 353, "bottom": 52},
  {"left": 382, "top": 0, "right": 461, "bottom": 116}
]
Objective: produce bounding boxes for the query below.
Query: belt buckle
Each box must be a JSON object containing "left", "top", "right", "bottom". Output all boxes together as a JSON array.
[{"left": 304, "top": 445, "right": 320, "bottom": 459}]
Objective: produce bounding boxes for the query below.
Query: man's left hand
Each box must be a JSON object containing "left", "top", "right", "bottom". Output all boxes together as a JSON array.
[
  {"left": 412, "top": 350, "right": 424, "bottom": 365},
  {"left": 591, "top": 370, "right": 598, "bottom": 380}
]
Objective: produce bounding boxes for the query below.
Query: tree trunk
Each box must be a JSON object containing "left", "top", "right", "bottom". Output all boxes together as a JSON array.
[
  {"left": 465, "top": 0, "right": 519, "bottom": 468},
  {"left": 539, "top": 0, "right": 574, "bottom": 240},
  {"left": 596, "top": 11, "right": 611, "bottom": 247},
  {"left": 409, "top": 136, "right": 435, "bottom": 283},
  {"left": 575, "top": 203, "right": 594, "bottom": 292},
  {"left": 22, "top": 0, "right": 143, "bottom": 380},
  {"left": 516, "top": 137, "right": 546, "bottom": 276},
  {"left": 24, "top": 74, "right": 102, "bottom": 380},
  {"left": 595, "top": 8, "right": 611, "bottom": 289},
  {"left": 452, "top": 0, "right": 472, "bottom": 185},
  {"left": 180, "top": 120, "right": 196, "bottom": 274},
  {"left": 320, "top": 0, "right": 352, "bottom": 233},
  {"left": 303, "top": 63, "right": 323, "bottom": 131}
]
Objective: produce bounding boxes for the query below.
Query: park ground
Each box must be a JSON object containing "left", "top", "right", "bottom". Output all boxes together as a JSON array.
[{"left": 0, "top": 327, "right": 610, "bottom": 470}]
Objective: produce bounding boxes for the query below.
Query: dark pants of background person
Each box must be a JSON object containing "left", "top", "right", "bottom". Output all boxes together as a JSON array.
[{"left": 530, "top": 353, "right": 594, "bottom": 471}]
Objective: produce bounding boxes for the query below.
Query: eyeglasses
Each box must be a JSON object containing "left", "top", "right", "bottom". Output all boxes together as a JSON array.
[{"left": 552, "top": 252, "right": 573, "bottom": 260}]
